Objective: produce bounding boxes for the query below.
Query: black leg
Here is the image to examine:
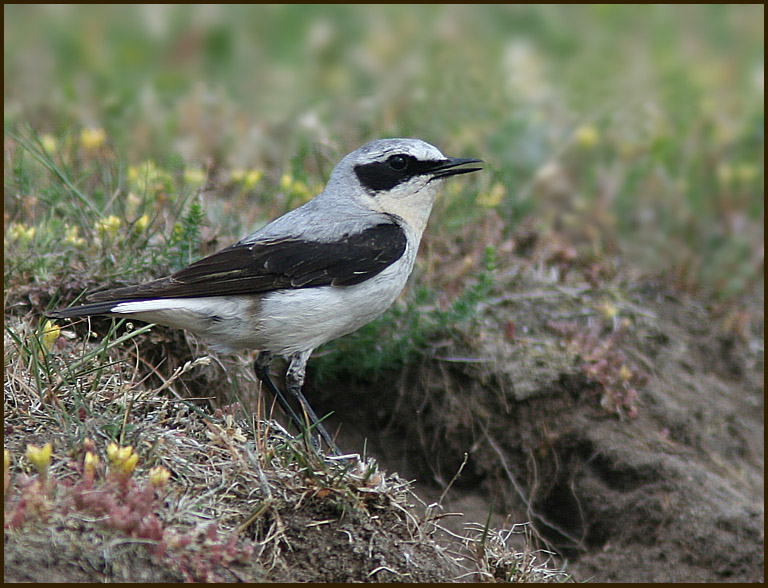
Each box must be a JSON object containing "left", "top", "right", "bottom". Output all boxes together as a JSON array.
[
  {"left": 286, "top": 350, "right": 340, "bottom": 455},
  {"left": 253, "top": 351, "right": 306, "bottom": 440},
  {"left": 253, "top": 350, "right": 339, "bottom": 455}
]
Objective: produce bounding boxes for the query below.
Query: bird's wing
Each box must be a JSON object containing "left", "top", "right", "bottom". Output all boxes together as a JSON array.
[{"left": 86, "top": 222, "right": 407, "bottom": 301}]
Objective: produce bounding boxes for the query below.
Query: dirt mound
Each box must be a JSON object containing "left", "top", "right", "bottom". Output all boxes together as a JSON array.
[{"left": 314, "top": 277, "right": 764, "bottom": 582}]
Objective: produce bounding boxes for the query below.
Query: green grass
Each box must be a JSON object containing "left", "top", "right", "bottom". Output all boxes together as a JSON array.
[
  {"left": 2, "top": 5, "right": 763, "bottom": 388},
  {"left": 5, "top": 4, "right": 762, "bottom": 305},
  {"left": 4, "top": 4, "right": 763, "bottom": 407}
]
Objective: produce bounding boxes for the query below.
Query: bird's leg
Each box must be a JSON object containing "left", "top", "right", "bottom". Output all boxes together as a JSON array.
[
  {"left": 254, "top": 350, "right": 338, "bottom": 455},
  {"left": 286, "top": 350, "right": 340, "bottom": 455},
  {"left": 253, "top": 351, "right": 307, "bottom": 441}
]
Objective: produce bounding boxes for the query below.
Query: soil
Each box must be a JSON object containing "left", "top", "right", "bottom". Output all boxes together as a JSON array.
[
  {"left": 4, "top": 262, "right": 764, "bottom": 582},
  {"left": 311, "top": 277, "right": 764, "bottom": 582}
]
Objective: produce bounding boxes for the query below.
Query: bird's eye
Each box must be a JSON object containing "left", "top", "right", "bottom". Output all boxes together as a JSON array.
[{"left": 387, "top": 155, "right": 408, "bottom": 171}]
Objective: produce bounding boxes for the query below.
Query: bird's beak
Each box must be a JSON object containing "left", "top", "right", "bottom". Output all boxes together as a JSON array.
[{"left": 427, "top": 157, "right": 484, "bottom": 180}]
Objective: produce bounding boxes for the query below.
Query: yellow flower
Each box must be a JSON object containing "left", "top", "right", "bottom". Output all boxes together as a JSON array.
[
  {"left": 184, "top": 168, "right": 206, "bottom": 186},
  {"left": 84, "top": 451, "right": 99, "bottom": 474},
  {"left": 133, "top": 214, "right": 150, "bottom": 234},
  {"left": 242, "top": 169, "right": 263, "bottom": 190},
  {"left": 64, "top": 225, "right": 86, "bottom": 246},
  {"left": 107, "top": 443, "right": 138, "bottom": 476},
  {"left": 4, "top": 449, "right": 10, "bottom": 472},
  {"left": 476, "top": 182, "right": 506, "bottom": 208},
  {"left": 734, "top": 163, "right": 759, "bottom": 184},
  {"left": 95, "top": 215, "right": 121, "bottom": 239},
  {"left": 41, "top": 134, "right": 57, "bottom": 154},
  {"left": 617, "top": 140, "right": 638, "bottom": 159},
  {"left": 41, "top": 320, "right": 60, "bottom": 352},
  {"left": 716, "top": 163, "right": 733, "bottom": 186},
  {"left": 599, "top": 301, "right": 618, "bottom": 320},
  {"left": 574, "top": 124, "right": 600, "bottom": 149},
  {"left": 25, "top": 443, "right": 53, "bottom": 474},
  {"left": 80, "top": 127, "right": 106, "bottom": 150},
  {"left": 126, "top": 192, "right": 142, "bottom": 217},
  {"left": 129, "top": 161, "right": 173, "bottom": 195},
  {"left": 129, "top": 163, "right": 149, "bottom": 190},
  {"left": 9, "top": 223, "right": 36, "bottom": 244},
  {"left": 618, "top": 365, "right": 633, "bottom": 383},
  {"left": 280, "top": 172, "right": 294, "bottom": 192},
  {"left": 149, "top": 465, "right": 171, "bottom": 488},
  {"left": 122, "top": 453, "right": 139, "bottom": 476},
  {"left": 292, "top": 180, "right": 312, "bottom": 202}
]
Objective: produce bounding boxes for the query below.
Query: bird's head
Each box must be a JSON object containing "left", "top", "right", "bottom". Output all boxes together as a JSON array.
[{"left": 329, "top": 138, "right": 483, "bottom": 236}]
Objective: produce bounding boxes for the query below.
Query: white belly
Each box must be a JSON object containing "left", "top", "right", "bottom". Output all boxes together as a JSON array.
[{"left": 255, "top": 261, "right": 409, "bottom": 354}]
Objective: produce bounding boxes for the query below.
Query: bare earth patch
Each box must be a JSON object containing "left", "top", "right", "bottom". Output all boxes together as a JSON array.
[{"left": 315, "top": 274, "right": 764, "bottom": 582}]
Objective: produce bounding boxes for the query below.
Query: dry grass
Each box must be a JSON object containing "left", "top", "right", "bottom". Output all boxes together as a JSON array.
[{"left": 4, "top": 314, "right": 574, "bottom": 582}]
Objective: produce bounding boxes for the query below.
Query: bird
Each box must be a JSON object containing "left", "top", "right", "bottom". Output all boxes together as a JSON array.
[{"left": 46, "top": 138, "right": 483, "bottom": 455}]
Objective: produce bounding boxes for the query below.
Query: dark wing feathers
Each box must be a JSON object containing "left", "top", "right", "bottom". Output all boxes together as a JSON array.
[
  {"left": 46, "top": 299, "right": 132, "bottom": 319},
  {"left": 87, "top": 223, "right": 407, "bottom": 302}
]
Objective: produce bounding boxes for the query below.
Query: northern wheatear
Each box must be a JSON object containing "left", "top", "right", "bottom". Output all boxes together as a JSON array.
[{"left": 47, "top": 138, "right": 483, "bottom": 454}]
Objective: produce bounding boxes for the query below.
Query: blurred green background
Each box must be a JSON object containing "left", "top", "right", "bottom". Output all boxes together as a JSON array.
[{"left": 4, "top": 4, "right": 764, "bottom": 301}]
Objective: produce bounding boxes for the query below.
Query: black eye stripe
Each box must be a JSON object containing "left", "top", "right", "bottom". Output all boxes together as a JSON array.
[{"left": 354, "top": 155, "right": 443, "bottom": 192}]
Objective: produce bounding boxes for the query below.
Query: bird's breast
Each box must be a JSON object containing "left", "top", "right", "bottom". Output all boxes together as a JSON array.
[{"left": 253, "top": 252, "right": 415, "bottom": 355}]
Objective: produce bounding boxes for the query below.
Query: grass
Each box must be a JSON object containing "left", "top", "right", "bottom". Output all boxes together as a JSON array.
[
  {"left": 8, "top": 312, "right": 569, "bottom": 580},
  {"left": 5, "top": 6, "right": 763, "bottom": 303}
]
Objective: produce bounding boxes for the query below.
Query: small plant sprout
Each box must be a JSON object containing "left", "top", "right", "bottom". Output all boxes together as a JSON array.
[{"left": 84, "top": 451, "right": 99, "bottom": 470}]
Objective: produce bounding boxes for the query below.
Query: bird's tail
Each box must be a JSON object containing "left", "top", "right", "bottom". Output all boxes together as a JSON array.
[{"left": 45, "top": 300, "right": 126, "bottom": 320}]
